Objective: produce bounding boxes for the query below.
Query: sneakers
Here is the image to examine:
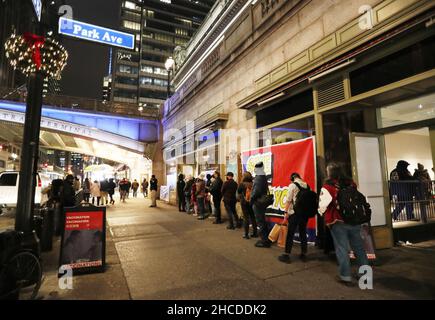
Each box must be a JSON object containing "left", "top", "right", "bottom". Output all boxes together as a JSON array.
[
  {"left": 255, "top": 240, "right": 271, "bottom": 248},
  {"left": 197, "top": 216, "right": 206, "bottom": 220},
  {"left": 335, "top": 275, "right": 356, "bottom": 287},
  {"left": 278, "top": 254, "right": 291, "bottom": 264},
  {"left": 243, "top": 234, "right": 250, "bottom": 239}
]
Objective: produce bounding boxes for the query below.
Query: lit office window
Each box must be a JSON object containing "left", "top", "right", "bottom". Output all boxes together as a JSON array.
[
  {"left": 175, "top": 37, "right": 187, "bottom": 45},
  {"left": 154, "top": 67, "right": 168, "bottom": 76},
  {"left": 155, "top": 33, "right": 173, "bottom": 43},
  {"left": 154, "top": 79, "right": 168, "bottom": 87},
  {"left": 175, "top": 28, "right": 188, "bottom": 36},
  {"left": 123, "top": 1, "right": 137, "bottom": 10},
  {"left": 141, "top": 65, "right": 153, "bottom": 73},
  {"left": 140, "top": 77, "right": 153, "bottom": 85},
  {"left": 123, "top": 20, "right": 140, "bottom": 31}
]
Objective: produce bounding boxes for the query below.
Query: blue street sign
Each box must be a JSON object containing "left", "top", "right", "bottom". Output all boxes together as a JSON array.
[
  {"left": 31, "top": 0, "right": 42, "bottom": 21},
  {"left": 58, "top": 17, "right": 135, "bottom": 50}
]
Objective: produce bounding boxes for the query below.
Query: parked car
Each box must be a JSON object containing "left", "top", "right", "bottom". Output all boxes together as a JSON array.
[{"left": 0, "top": 171, "right": 49, "bottom": 216}]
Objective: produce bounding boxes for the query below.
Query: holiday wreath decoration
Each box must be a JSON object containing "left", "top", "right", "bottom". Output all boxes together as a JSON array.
[{"left": 4, "top": 33, "right": 68, "bottom": 78}]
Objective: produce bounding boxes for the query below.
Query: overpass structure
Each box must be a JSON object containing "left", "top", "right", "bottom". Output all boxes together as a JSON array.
[{"left": 0, "top": 99, "right": 161, "bottom": 179}]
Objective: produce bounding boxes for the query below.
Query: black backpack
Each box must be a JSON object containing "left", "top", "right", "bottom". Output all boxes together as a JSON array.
[
  {"left": 294, "top": 183, "right": 318, "bottom": 218},
  {"left": 336, "top": 184, "right": 372, "bottom": 225}
]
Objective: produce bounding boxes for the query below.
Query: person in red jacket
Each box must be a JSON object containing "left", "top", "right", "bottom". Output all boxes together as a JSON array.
[{"left": 318, "top": 162, "right": 368, "bottom": 286}]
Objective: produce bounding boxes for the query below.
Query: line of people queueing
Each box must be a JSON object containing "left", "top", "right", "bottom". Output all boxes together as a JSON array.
[{"left": 177, "top": 161, "right": 370, "bottom": 287}]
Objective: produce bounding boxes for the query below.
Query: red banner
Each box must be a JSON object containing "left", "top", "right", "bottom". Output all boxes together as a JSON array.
[
  {"left": 241, "top": 137, "right": 317, "bottom": 241},
  {"left": 65, "top": 211, "right": 104, "bottom": 230}
]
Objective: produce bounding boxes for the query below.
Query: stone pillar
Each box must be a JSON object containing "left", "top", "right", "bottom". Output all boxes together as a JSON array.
[{"left": 152, "top": 122, "right": 165, "bottom": 199}]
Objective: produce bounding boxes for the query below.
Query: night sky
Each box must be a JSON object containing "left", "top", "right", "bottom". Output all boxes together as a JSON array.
[{"left": 60, "top": 0, "right": 120, "bottom": 99}]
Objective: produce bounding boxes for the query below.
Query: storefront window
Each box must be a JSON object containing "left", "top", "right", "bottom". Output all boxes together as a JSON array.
[
  {"left": 269, "top": 117, "right": 314, "bottom": 146},
  {"left": 323, "top": 111, "right": 365, "bottom": 177},
  {"left": 377, "top": 92, "right": 435, "bottom": 129}
]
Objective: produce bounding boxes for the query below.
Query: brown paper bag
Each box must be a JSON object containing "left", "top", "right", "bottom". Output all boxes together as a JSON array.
[
  {"left": 277, "top": 225, "right": 288, "bottom": 248},
  {"left": 268, "top": 224, "right": 281, "bottom": 242}
]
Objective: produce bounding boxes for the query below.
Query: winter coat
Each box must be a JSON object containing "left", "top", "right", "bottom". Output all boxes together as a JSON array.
[
  {"left": 195, "top": 179, "right": 206, "bottom": 198},
  {"left": 318, "top": 179, "right": 355, "bottom": 227},
  {"left": 250, "top": 174, "right": 268, "bottom": 206},
  {"left": 285, "top": 178, "right": 308, "bottom": 215},
  {"left": 210, "top": 176, "right": 223, "bottom": 199},
  {"left": 184, "top": 179, "right": 194, "bottom": 197},
  {"left": 90, "top": 182, "right": 101, "bottom": 197},
  {"left": 177, "top": 179, "right": 186, "bottom": 196},
  {"left": 150, "top": 178, "right": 158, "bottom": 191},
  {"left": 62, "top": 181, "right": 76, "bottom": 207},
  {"left": 222, "top": 179, "right": 238, "bottom": 204},
  {"left": 108, "top": 181, "right": 116, "bottom": 195}
]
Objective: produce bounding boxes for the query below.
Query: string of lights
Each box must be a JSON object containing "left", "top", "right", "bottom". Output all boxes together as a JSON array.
[{"left": 4, "top": 33, "right": 68, "bottom": 79}]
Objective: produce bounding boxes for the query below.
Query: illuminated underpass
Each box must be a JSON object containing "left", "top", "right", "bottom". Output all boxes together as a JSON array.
[{"left": 0, "top": 100, "right": 159, "bottom": 178}]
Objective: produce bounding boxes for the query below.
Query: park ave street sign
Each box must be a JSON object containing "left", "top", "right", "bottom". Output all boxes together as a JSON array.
[
  {"left": 58, "top": 17, "right": 135, "bottom": 50},
  {"left": 31, "top": 0, "right": 42, "bottom": 21}
]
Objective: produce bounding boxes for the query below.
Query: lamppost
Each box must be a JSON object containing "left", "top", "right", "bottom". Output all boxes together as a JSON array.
[{"left": 165, "top": 56, "right": 175, "bottom": 99}]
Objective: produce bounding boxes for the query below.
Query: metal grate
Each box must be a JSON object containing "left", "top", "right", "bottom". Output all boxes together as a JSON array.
[{"left": 317, "top": 78, "right": 345, "bottom": 108}]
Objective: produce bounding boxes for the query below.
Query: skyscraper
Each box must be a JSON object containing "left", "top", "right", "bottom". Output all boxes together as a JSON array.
[{"left": 110, "top": 0, "right": 216, "bottom": 110}]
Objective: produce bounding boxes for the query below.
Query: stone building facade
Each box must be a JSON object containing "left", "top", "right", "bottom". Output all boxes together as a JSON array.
[{"left": 162, "top": 0, "right": 435, "bottom": 248}]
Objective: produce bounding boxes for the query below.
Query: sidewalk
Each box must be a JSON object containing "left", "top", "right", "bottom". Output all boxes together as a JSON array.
[{"left": 3, "top": 197, "right": 435, "bottom": 299}]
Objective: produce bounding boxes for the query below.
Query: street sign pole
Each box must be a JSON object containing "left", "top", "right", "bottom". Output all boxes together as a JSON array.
[
  {"left": 15, "top": 1, "right": 44, "bottom": 236},
  {"left": 15, "top": 71, "right": 44, "bottom": 233}
]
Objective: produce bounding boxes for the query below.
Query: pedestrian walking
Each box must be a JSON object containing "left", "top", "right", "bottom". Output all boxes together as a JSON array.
[
  {"left": 196, "top": 174, "right": 207, "bottom": 219},
  {"left": 150, "top": 175, "right": 158, "bottom": 207},
  {"left": 177, "top": 174, "right": 186, "bottom": 212},
  {"left": 132, "top": 179, "right": 140, "bottom": 198},
  {"left": 278, "top": 173, "right": 316, "bottom": 263},
  {"left": 222, "top": 172, "right": 240, "bottom": 229},
  {"left": 250, "top": 162, "right": 272, "bottom": 248},
  {"left": 237, "top": 172, "right": 258, "bottom": 238},
  {"left": 209, "top": 171, "right": 223, "bottom": 224},
  {"left": 62, "top": 175, "right": 76, "bottom": 207},
  {"left": 119, "top": 178, "right": 129, "bottom": 203},
  {"left": 90, "top": 180, "right": 101, "bottom": 206},
  {"left": 141, "top": 178, "right": 149, "bottom": 198},
  {"left": 191, "top": 179, "right": 198, "bottom": 216},
  {"left": 108, "top": 178, "right": 116, "bottom": 205},
  {"left": 100, "top": 179, "right": 109, "bottom": 206},
  {"left": 126, "top": 179, "right": 132, "bottom": 199},
  {"left": 206, "top": 174, "right": 213, "bottom": 214},
  {"left": 318, "top": 162, "right": 369, "bottom": 286},
  {"left": 83, "top": 178, "right": 91, "bottom": 203}
]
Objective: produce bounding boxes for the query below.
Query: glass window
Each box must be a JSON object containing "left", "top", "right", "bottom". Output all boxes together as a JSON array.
[
  {"left": 119, "top": 65, "right": 138, "bottom": 74},
  {"left": 0, "top": 173, "right": 18, "bottom": 186},
  {"left": 155, "top": 33, "right": 173, "bottom": 43},
  {"left": 377, "top": 92, "right": 435, "bottom": 129},
  {"left": 140, "top": 77, "right": 153, "bottom": 85},
  {"left": 141, "top": 65, "right": 153, "bottom": 73},
  {"left": 123, "top": 1, "right": 137, "bottom": 10},
  {"left": 154, "top": 79, "right": 168, "bottom": 87},
  {"left": 123, "top": 20, "right": 140, "bottom": 31},
  {"left": 268, "top": 117, "right": 314, "bottom": 146},
  {"left": 154, "top": 67, "right": 167, "bottom": 76}
]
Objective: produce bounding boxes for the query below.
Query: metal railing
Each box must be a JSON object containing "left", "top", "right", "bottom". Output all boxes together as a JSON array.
[
  {"left": 389, "top": 180, "right": 435, "bottom": 223},
  {"left": 0, "top": 87, "right": 161, "bottom": 119}
]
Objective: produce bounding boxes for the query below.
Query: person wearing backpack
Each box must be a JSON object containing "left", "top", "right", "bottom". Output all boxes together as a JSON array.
[
  {"left": 278, "top": 173, "right": 317, "bottom": 263},
  {"left": 318, "top": 163, "right": 369, "bottom": 286},
  {"left": 237, "top": 172, "right": 258, "bottom": 239}
]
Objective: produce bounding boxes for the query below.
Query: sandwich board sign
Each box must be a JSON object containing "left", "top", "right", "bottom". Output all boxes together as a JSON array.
[
  {"left": 58, "top": 17, "right": 135, "bottom": 50},
  {"left": 58, "top": 203, "right": 106, "bottom": 276}
]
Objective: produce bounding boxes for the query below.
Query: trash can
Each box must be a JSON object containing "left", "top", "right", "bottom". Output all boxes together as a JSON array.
[
  {"left": 53, "top": 202, "right": 64, "bottom": 237},
  {"left": 39, "top": 206, "right": 54, "bottom": 252}
]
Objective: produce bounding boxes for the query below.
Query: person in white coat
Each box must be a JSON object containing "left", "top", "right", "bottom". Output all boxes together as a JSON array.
[{"left": 90, "top": 180, "right": 101, "bottom": 206}]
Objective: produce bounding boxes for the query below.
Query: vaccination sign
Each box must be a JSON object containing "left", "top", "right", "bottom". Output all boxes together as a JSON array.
[
  {"left": 241, "top": 137, "right": 317, "bottom": 242},
  {"left": 58, "top": 17, "right": 135, "bottom": 50},
  {"left": 59, "top": 204, "right": 106, "bottom": 276}
]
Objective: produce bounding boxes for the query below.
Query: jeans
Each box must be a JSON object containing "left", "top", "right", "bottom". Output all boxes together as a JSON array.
[
  {"left": 213, "top": 196, "right": 222, "bottom": 222},
  {"left": 197, "top": 197, "right": 206, "bottom": 217},
  {"left": 241, "top": 203, "right": 257, "bottom": 236},
  {"left": 225, "top": 202, "right": 239, "bottom": 228},
  {"left": 185, "top": 195, "right": 192, "bottom": 213},
  {"left": 330, "top": 222, "right": 369, "bottom": 282},
  {"left": 253, "top": 203, "right": 270, "bottom": 243},
  {"left": 285, "top": 214, "right": 308, "bottom": 255}
]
